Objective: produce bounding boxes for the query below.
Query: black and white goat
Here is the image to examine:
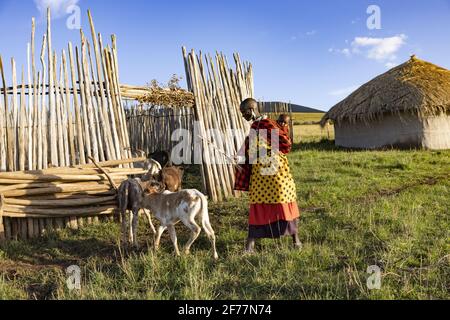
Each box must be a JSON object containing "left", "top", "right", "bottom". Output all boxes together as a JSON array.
[{"left": 117, "top": 159, "right": 162, "bottom": 247}]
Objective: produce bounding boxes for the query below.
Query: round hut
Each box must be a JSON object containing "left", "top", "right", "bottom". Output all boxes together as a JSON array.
[{"left": 321, "top": 56, "right": 450, "bottom": 150}]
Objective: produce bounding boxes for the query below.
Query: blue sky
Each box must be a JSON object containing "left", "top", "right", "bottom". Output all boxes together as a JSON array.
[{"left": 0, "top": 0, "right": 450, "bottom": 111}]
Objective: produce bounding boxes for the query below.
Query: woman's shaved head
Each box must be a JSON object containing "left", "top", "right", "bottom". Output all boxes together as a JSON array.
[
  {"left": 240, "top": 98, "right": 259, "bottom": 121},
  {"left": 240, "top": 98, "right": 258, "bottom": 113}
]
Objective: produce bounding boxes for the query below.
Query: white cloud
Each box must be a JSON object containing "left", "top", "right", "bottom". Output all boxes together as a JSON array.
[
  {"left": 306, "top": 30, "right": 317, "bottom": 36},
  {"left": 329, "top": 85, "right": 360, "bottom": 97},
  {"left": 329, "top": 34, "right": 407, "bottom": 67},
  {"left": 34, "top": 0, "right": 79, "bottom": 18},
  {"left": 351, "top": 34, "right": 407, "bottom": 61}
]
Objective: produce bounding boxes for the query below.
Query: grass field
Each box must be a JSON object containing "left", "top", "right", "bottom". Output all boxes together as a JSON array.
[
  {"left": 291, "top": 113, "right": 325, "bottom": 123},
  {"left": 290, "top": 113, "right": 334, "bottom": 143},
  {"left": 0, "top": 124, "right": 449, "bottom": 300}
]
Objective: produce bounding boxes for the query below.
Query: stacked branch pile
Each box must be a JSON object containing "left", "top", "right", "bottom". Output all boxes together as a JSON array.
[
  {"left": 182, "top": 48, "right": 254, "bottom": 202},
  {"left": 0, "top": 158, "right": 146, "bottom": 241},
  {"left": 0, "top": 9, "right": 132, "bottom": 241}
]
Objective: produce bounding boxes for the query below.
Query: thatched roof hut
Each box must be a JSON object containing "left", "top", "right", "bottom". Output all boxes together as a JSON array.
[{"left": 322, "top": 56, "right": 450, "bottom": 150}]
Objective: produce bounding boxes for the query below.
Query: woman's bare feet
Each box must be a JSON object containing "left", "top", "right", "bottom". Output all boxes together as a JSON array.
[
  {"left": 245, "top": 238, "right": 256, "bottom": 254},
  {"left": 293, "top": 234, "right": 302, "bottom": 250}
]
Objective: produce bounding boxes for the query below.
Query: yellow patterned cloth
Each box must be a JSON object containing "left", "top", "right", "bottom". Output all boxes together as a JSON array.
[{"left": 249, "top": 153, "right": 297, "bottom": 204}]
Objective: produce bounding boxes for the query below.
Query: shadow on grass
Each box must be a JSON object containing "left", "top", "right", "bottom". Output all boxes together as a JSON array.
[
  {"left": 293, "top": 139, "right": 341, "bottom": 152},
  {"left": 0, "top": 231, "right": 119, "bottom": 269}
]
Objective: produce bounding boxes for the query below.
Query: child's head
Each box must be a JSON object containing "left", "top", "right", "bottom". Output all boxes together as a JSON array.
[{"left": 277, "top": 114, "right": 291, "bottom": 128}]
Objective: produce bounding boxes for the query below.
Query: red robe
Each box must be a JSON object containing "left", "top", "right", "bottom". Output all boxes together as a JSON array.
[{"left": 235, "top": 117, "right": 300, "bottom": 238}]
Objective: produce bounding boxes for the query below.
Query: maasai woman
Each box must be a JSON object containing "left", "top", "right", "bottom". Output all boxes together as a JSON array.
[{"left": 235, "top": 98, "right": 301, "bottom": 253}]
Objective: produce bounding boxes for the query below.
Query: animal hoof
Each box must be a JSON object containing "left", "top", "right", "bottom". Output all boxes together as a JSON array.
[
  {"left": 213, "top": 253, "right": 219, "bottom": 260},
  {"left": 243, "top": 249, "right": 255, "bottom": 256},
  {"left": 184, "top": 250, "right": 191, "bottom": 255}
]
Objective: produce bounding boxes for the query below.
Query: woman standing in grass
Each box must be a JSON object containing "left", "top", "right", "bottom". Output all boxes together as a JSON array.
[{"left": 235, "top": 98, "right": 302, "bottom": 253}]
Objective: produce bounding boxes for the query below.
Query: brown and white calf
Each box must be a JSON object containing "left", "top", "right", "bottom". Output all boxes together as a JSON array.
[{"left": 142, "top": 183, "right": 219, "bottom": 259}]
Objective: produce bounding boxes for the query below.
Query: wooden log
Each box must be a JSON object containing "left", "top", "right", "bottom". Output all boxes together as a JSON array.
[
  {"left": 2, "top": 184, "right": 113, "bottom": 197},
  {"left": 188, "top": 50, "right": 218, "bottom": 200},
  {"left": 65, "top": 217, "right": 71, "bottom": 229},
  {"left": 76, "top": 45, "right": 92, "bottom": 161},
  {"left": 38, "top": 218, "right": 45, "bottom": 236},
  {"left": 17, "top": 190, "right": 115, "bottom": 200},
  {"left": 10, "top": 218, "right": 18, "bottom": 240},
  {"left": 0, "top": 168, "right": 146, "bottom": 181},
  {"left": 5, "top": 195, "right": 116, "bottom": 207},
  {"left": 104, "top": 47, "right": 125, "bottom": 162},
  {"left": 0, "top": 172, "right": 126, "bottom": 182},
  {"left": 0, "top": 195, "right": 5, "bottom": 241},
  {"left": 111, "top": 35, "right": 131, "bottom": 160},
  {"left": 77, "top": 217, "right": 84, "bottom": 228},
  {"left": 87, "top": 156, "right": 118, "bottom": 190},
  {"left": 4, "top": 217, "right": 11, "bottom": 240},
  {"left": 86, "top": 41, "right": 105, "bottom": 162},
  {"left": 31, "top": 18, "right": 37, "bottom": 171},
  {"left": 62, "top": 51, "right": 75, "bottom": 165},
  {"left": 68, "top": 42, "right": 86, "bottom": 165},
  {"left": 19, "top": 69, "right": 27, "bottom": 171},
  {"left": 33, "top": 218, "right": 40, "bottom": 238},
  {"left": 54, "top": 218, "right": 64, "bottom": 231},
  {"left": 27, "top": 42, "right": 34, "bottom": 171},
  {"left": 45, "top": 218, "right": 54, "bottom": 235},
  {"left": 2, "top": 206, "right": 117, "bottom": 218},
  {"left": 69, "top": 216, "right": 78, "bottom": 230},
  {"left": 98, "top": 35, "right": 121, "bottom": 161},
  {"left": 20, "top": 218, "right": 28, "bottom": 240},
  {"left": 27, "top": 216, "right": 34, "bottom": 239},
  {"left": 88, "top": 11, "right": 115, "bottom": 161},
  {"left": 80, "top": 31, "right": 99, "bottom": 162},
  {"left": 0, "top": 72, "right": 5, "bottom": 173},
  {"left": 56, "top": 55, "right": 70, "bottom": 166},
  {"left": 0, "top": 55, "right": 8, "bottom": 171},
  {"left": 53, "top": 53, "right": 65, "bottom": 167},
  {"left": 47, "top": 9, "right": 58, "bottom": 167},
  {"left": 1, "top": 55, "right": 13, "bottom": 172},
  {"left": 11, "top": 58, "right": 19, "bottom": 171},
  {"left": 40, "top": 35, "right": 48, "bottom": 170}
]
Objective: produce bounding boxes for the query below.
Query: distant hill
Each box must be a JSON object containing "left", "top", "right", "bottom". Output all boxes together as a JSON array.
[{"left": 263, "top": 102, "right": 324, "bottom": 113}]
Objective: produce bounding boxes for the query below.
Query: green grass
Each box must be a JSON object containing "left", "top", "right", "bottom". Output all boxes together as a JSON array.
[
  {"left": 291, "top": 113, "right": 325, "bottom": 123},
  {"left": 293, "top": 124, "right": 334, "bottom": 142},
  {"left": 0, "top": 138, "right": 449, "bottom": 300}
]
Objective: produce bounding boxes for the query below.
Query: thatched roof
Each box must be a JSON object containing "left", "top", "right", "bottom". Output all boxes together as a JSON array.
[
  {"left": 120, "top": 84, "right": 195, "bottom": 108},
  {"left": 321, "top": 56, "right": 450, "bottom": 126}
]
